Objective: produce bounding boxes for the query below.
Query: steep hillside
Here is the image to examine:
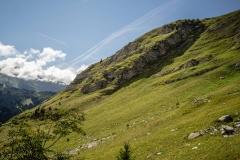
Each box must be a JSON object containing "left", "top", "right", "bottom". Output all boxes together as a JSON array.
[
  {"left": 0, "top": 10, "right": 240, "bottom": 160},
  {"left": 0, "top": 73, "right": 66, "bottom": 92},
  {"left": 66, "top": 18, "right": 205, "bottom": 94},
  {"left": 0, "top": 84, "right": 56, "bottom": 123}
]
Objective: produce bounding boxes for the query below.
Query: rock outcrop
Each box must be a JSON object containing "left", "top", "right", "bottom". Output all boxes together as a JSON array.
[{"left": 188, "top": 114, "right": 240, "bottom": 139}]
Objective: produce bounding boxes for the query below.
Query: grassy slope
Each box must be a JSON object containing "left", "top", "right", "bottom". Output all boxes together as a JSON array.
[{"left": 1, "top": 10, "right": 240, "bottom": 160}]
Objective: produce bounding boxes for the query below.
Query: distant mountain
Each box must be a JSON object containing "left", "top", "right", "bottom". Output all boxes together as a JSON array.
[
  {"left": 0, "top": 84, "right": 56, "bottom": 123},
  {"left": 0, "top": 73, "right": 66, "bottom": 92}
]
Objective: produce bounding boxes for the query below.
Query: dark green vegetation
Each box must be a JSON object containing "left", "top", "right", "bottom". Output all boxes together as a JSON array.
[
  {"left": 1, "top": 10, "right": 240, "bottom": 159},
  {"left": 0, "top": 111, "right": 85, "bottom": 159},
  {"left": 117, "top": 142, "right": 134, "bottom": 160},
  {"left": 0, "top": 73, "right": 66, "bottom": 92},
  {"left": 0, "top": 84, "right": 56, "bottom": 123}
]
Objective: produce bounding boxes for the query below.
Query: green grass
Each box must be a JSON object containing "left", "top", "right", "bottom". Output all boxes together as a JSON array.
[{"left": 70, "top": 63, "right": 240, "bottom": 159}]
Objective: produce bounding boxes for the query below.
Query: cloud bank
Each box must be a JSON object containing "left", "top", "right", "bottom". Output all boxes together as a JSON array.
[{"left": 0, "top": 42, "right": 87, "bottom": 84}]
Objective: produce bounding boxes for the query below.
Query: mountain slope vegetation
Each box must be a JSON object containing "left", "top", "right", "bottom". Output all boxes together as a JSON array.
[{"left": 0, "top": 10, "right": 240, "bottom": 160}]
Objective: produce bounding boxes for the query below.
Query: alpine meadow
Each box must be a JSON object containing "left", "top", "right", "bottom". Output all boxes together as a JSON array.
[{"left": 0, "top": 10, "right": 240, "bottom": 160}]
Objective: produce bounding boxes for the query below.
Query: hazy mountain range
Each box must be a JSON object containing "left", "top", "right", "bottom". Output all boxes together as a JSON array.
[{"left": 0, "top": 73, "right": 66, "bottom": 92}]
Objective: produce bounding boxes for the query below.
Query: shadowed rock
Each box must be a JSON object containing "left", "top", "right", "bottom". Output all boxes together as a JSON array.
[{"left": 218, "top": 115, "right": 233, "bottom": 123}]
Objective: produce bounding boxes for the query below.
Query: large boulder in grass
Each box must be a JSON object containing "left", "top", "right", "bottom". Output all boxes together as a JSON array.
[
  {"left": 218, "top": 115, "right": 233, "bottom": 123},
  {"left": 221, "top": 125, "right": 234, "bottom": 136}
]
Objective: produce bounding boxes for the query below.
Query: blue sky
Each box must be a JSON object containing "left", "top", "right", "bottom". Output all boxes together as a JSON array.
[{"left": 0, "top": 0, "right": 239, "bottom": 84}]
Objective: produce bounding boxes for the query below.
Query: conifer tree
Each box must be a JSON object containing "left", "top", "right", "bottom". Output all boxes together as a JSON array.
[{"left": 117, "top": 142, "right": 134, "bottom": 160}]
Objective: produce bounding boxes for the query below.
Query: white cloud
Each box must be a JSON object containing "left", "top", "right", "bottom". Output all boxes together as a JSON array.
[
  {"left": 39, "top": 47, "right": 66, "bottom": 62},
  {"left": 28, "top": 48, "right": 40, "bottom": 55},
  {"left": 0, "top": 42, "right": 18, "bottom": 57},
  {"left": 0, "top": 43, "right": 83, "bottom": 84},
  {"left": 76, "top": 64, "right": 88, "bottom": 73},
  {"left": 41, "top": 66, "right": 76, "bottom": 84}
]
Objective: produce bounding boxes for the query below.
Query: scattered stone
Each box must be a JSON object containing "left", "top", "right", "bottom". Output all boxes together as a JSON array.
[
  {"left": 192, "top": 97, "right": 209, "bottom": 104},
  {"left": 170, "top": 128, "right": 178, "bottom": 132},
  {"left": 200, "top": 129, "right": 208, "bottom": 135},
  {"left": 87, "top": 141, "right": 98, "bottom": 148},
  {"left": 218, "top": 115, "right": 233, "bottom": 123},
  {"left": 156, "top": 152, "right": 162, "bottom": 155},
  {"left": 200, "top": 126, "right": 217, "bottom": 135},
  {"left": 188, "top": 132, "right": 202, "bottom": 139},
  {"left": 183, "top": 59, "right": 199, "bottom": 68},
  {"left": 147, "top": 154, "right": 152, "bottom": 159},
  {"left": 68, "top": 148, "right": 80, "bottom": 155},
  {"left": 234, "top": 122, "right": 240, "bottom": 128},
  {"left": 208, "top": 126, "right": 218, "bottom": 134},
  {"left": 221, "top": 125, "right": 234, "bottom": 136},
  {"left": 235, "top": 61, "right": 240, "bottom": 69},
  {"left": 188, "top": 116, "right": 239, "bottom": 139},
  {"left": 68, "top": 135, "right": 115, "bottom": 155},
  {"left": 192, "top": 146, "right": 198, "bottom": 150}
]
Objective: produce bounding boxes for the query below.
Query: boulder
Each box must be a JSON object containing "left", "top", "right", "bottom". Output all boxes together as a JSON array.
[
  {"left": 221, "top": 125, "right": 234, "bottom": 136},
  {"left": 188, "top": 132, "right": 201, "bottom": 139},
  {"left": 218, "top": 115, "right": 233, "bottom": 123}
]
